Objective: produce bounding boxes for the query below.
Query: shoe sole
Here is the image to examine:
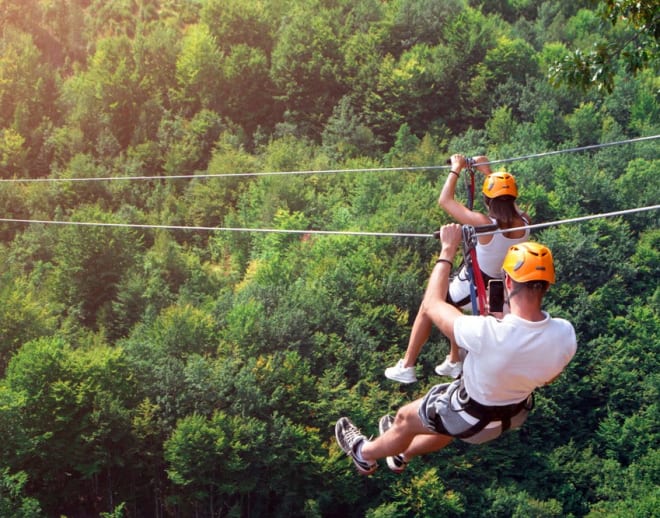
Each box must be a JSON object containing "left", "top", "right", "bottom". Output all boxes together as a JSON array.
[
  {"left": 384, "top": 370, "right": 417, "bottom": 384},
  {"left": 434, "top": 366, "right": 462, "bottom": 378},
  {"left": 386, "top": 457, "right": 407, "bottom": 473},
  {"left": 353, "top": 458, "right": 377, "bottom": 475},
  {"left": 378, "top": 415, "right": 393, "bottom": 435}
]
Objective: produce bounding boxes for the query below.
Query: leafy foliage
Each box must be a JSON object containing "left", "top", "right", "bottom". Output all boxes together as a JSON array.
[
  {"left": 0, "top": 0, "right": 657, "bottom": 516},
  {"left": 549, "top": 0, "right": 659, "bottom": 93}
]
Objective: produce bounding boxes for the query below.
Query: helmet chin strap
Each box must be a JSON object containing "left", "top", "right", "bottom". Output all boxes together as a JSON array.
[
  {"left": 504, "top": 273, "right": 522, "bottom": 302},
  {"left": 506, "top": 285, "right": 522, "bottom": 301}
]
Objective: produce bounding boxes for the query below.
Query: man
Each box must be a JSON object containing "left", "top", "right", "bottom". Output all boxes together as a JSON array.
[{"left": 335, "top": 223, "right": 577, "bottom": 475}]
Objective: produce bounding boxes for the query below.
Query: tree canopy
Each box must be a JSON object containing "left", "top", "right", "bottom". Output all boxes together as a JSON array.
[{"left": 0, "top": 0, "right": 658, "bottom": 516}]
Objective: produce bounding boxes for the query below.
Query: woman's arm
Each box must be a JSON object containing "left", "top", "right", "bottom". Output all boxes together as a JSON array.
[{"left": 439, "top": 154, "right": 491, "bottom": 226}]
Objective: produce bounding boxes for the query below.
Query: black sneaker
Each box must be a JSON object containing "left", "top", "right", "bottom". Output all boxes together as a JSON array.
[
  {"left": 378, "top": 415, "right": 408, "bottom": 474},
  {"left": 335, "top": 417, "right": 377, "bottom": 475}
]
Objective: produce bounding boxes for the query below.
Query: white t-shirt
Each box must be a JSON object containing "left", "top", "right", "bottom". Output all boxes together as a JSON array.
[{"left": 454, "top": 312, "right": 577, "bottom": 405}]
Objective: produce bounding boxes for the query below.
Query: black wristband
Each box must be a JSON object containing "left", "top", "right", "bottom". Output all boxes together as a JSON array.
[
  {"left": 436, "top": 258, "right": 453, "bottom": 267},
  {"left": 449, "top": 171, "right": 460, "bottom": 178}
]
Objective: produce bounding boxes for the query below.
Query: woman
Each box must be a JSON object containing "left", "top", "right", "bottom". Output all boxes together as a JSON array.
[{"left": 385, "top": 154, "right": 531, "bottom": 383}]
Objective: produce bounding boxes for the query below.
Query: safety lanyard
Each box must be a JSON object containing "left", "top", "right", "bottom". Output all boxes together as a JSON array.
[
  {"left": 462, "top": 161, "right": 488, "bottom": 315},
  {"left": 462, "top": 225, "right": 488, "bottom": 315}
]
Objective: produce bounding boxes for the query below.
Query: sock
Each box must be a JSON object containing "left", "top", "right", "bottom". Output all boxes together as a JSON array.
[{"left": 354, "top": 440, "right": 370, "bottom": 463}]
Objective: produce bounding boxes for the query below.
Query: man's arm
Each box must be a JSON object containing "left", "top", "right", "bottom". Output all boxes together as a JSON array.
[{"left": 423, "top": 224, "right": 464, "bottom": 343}]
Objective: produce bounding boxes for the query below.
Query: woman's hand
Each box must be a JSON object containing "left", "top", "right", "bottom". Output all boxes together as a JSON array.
[
  {"left": 472, "top": 155, "right": 492, "bottom": 176},
  {"left": 450, "top": 154, "right": 467, "bottom": 173}
]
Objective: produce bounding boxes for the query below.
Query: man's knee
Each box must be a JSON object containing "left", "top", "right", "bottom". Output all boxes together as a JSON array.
[{"left": 394, "top": 403, "right": 420, "bottom": 427}]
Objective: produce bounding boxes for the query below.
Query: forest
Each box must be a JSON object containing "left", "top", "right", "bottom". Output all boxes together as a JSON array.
[{"left": 0, "top": 0, "right": 658, "bottom": 516}]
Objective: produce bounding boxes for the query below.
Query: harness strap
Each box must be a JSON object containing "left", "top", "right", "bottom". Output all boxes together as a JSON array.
[
  {"left": 462, "top": 225, "right": 489, "bottom": 315},
  {"left": 452, "top": 381, "right": 534, "bottom": 439},
  {"left": 468, "top": 247, "right": 488, "bottom": 315}
]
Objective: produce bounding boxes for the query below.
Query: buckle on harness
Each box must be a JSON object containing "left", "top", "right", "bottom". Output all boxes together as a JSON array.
[{"left": 457, "top": 385, "right": 470, "bottom": 406}]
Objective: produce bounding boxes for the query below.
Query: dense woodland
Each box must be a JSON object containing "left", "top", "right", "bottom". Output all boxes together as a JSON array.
[{"left": 0, "top": 0, "right": 658, "bottom": 516}]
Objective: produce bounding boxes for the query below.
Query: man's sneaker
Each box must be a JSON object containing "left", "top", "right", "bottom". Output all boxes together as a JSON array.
[
  {"left": 384, "top": 359, "right": 417, "bottom": 384},
  {"left": 378, "top": 415, "right": 408, "bottom": 474},
  {"left": 435, "top": 356, "right": 463, "bottom": 378},
  {"left": 335, "top": 417, "right": 377, "bottom": 475}
]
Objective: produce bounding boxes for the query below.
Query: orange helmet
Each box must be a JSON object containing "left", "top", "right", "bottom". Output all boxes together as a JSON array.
[
  {"left": 482, "top": 172, "right": 518, "bottom": 199},
  {"left": 502, "top": 242, "right": 555, "bottom": 283}
]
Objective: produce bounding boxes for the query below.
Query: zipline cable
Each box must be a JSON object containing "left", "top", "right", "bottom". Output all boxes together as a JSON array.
[
  {"left": 484, "top": 134, "right": 659, "bottom": 167},
  {"left": 0, "top": 217, "right": 429, "bottom": 237},
  {"left": 0, "top": 135, "right": 657, "bottom": 183},
  {"left": 476, "top": 204, "right": 660, "bottom": 237},
  {"left": 1, "top": 205, "right": 657, "bottom": 238}
]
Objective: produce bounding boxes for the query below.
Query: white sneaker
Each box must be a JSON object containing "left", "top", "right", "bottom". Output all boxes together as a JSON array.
[
  {"left": 384, "top": 359, "right": 417, "bottom": 384},
  {"left": 435, "top": 356, "right": 463, "bottom": 378}
]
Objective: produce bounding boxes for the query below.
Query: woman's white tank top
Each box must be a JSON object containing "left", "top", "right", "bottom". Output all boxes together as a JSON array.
[{"left": 476, "top": 216, "right": 530, "bottom": 277}]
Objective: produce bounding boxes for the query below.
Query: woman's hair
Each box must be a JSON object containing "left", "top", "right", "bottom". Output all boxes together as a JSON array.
[{"left": 484, "top": 194, "right": 518, "bottom": 227}]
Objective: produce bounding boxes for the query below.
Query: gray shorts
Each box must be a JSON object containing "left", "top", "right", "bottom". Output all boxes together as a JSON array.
[{"left": 418, "top": 379, "right": 530, "bottom": 444}]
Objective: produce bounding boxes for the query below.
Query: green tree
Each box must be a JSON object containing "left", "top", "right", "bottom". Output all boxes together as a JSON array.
[
  {"left": 614, "top": 159, "right": 659, "bottom": 233},
  {"left": 381, "top": 0, "right": 465, "bottom": 53},
  {"left": 270, "top": 0, "right": 347, "bottom": 138},
  {"left": 201, "top": 0, "right": 277, "bottom": 51},
  {"left": 364, "top": 43, "right": 462, "bottom": 144},
  {"left": 60, "top": 35, "right": 145, "bottom": 153},
  {"left": 322, "top": 96, "right": 380, "bottom": 161},
  {"left": 164, "top": 411, "right": 266, "bottom": 515},
  {"left": 549, "top": 0, "right": 659, "bottom": 92},
  {"left": 0, "top": 28, "right": 56, "bottom": 176},
  {"left": 393, "top": 467, "right": 464, "bottom": 516},
  {"left": 486, "top": 106, "right": 517, "bottom": 147},
  {"left": 132, "top": 23, "right": 181, "bottom": 138},
  {"left": 158, "top": 110, "right": 227, "bottom": 179},
  {"left": 0, "top": 274, "right": 56, "bottom": 375},
  {"left": 0, "top": 468, "right": 42, "bottom": 518},
  {"left": 51, "top": 205, "right": 142, "bottom": 330},
  {"left": 564, "top": 102, "right": 601, "bottom": 147},
  {"left": 0, "top": 129, "right": 26, "bottom": 178},
  {"left": 197, "top": 0, "right": 283, "bottom": 134},
  {"left": 471, "top": 35, "right": 539, "bottom": 118},
  {"left": 0, "top": 337, "right": 137, "bottom": 516},
  {"left": 174, "top": 23, "right": 223, "bottom": 116},
  {"left": 486, "top": 485, "right": 564, "bottom": 517}
]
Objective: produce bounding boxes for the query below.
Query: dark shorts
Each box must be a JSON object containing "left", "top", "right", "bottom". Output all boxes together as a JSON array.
[{"left": 418, "top": 379, "right": 531, "bottom": 444}]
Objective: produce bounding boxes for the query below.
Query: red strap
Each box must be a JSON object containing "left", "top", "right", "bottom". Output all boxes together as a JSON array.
[{"left": 469, "top": 247, "right": 488, "bottom": 315}]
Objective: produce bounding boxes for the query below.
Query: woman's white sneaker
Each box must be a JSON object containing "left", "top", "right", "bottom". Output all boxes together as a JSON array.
[
  {"left": 435, "top": 356, "right": 463, "bottom": 378},
  {"left": 384, "top": 359, "right": 417, "bottom": 384}
]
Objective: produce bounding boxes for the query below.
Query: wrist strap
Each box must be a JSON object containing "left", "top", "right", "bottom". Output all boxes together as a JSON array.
[
  {"left": 436, "top": 258, "right": 453, "bottom": 267},
  {"left": 449, "top": 171, "right": 460, "bottom": 178}
]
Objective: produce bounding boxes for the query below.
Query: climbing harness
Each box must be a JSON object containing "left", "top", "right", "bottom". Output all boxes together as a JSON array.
[{"left": 452, "top": 378, "right": 534, "bottom": 438}]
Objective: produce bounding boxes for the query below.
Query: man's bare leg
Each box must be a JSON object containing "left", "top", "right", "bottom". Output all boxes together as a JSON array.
[{"left": 360, "top": 399, "right": 451, "bottom": 463}]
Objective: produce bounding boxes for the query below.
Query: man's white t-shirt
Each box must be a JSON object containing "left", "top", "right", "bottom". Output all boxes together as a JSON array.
[{"left": 454, "top": 312, "right": 577, "bottom": 406}]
